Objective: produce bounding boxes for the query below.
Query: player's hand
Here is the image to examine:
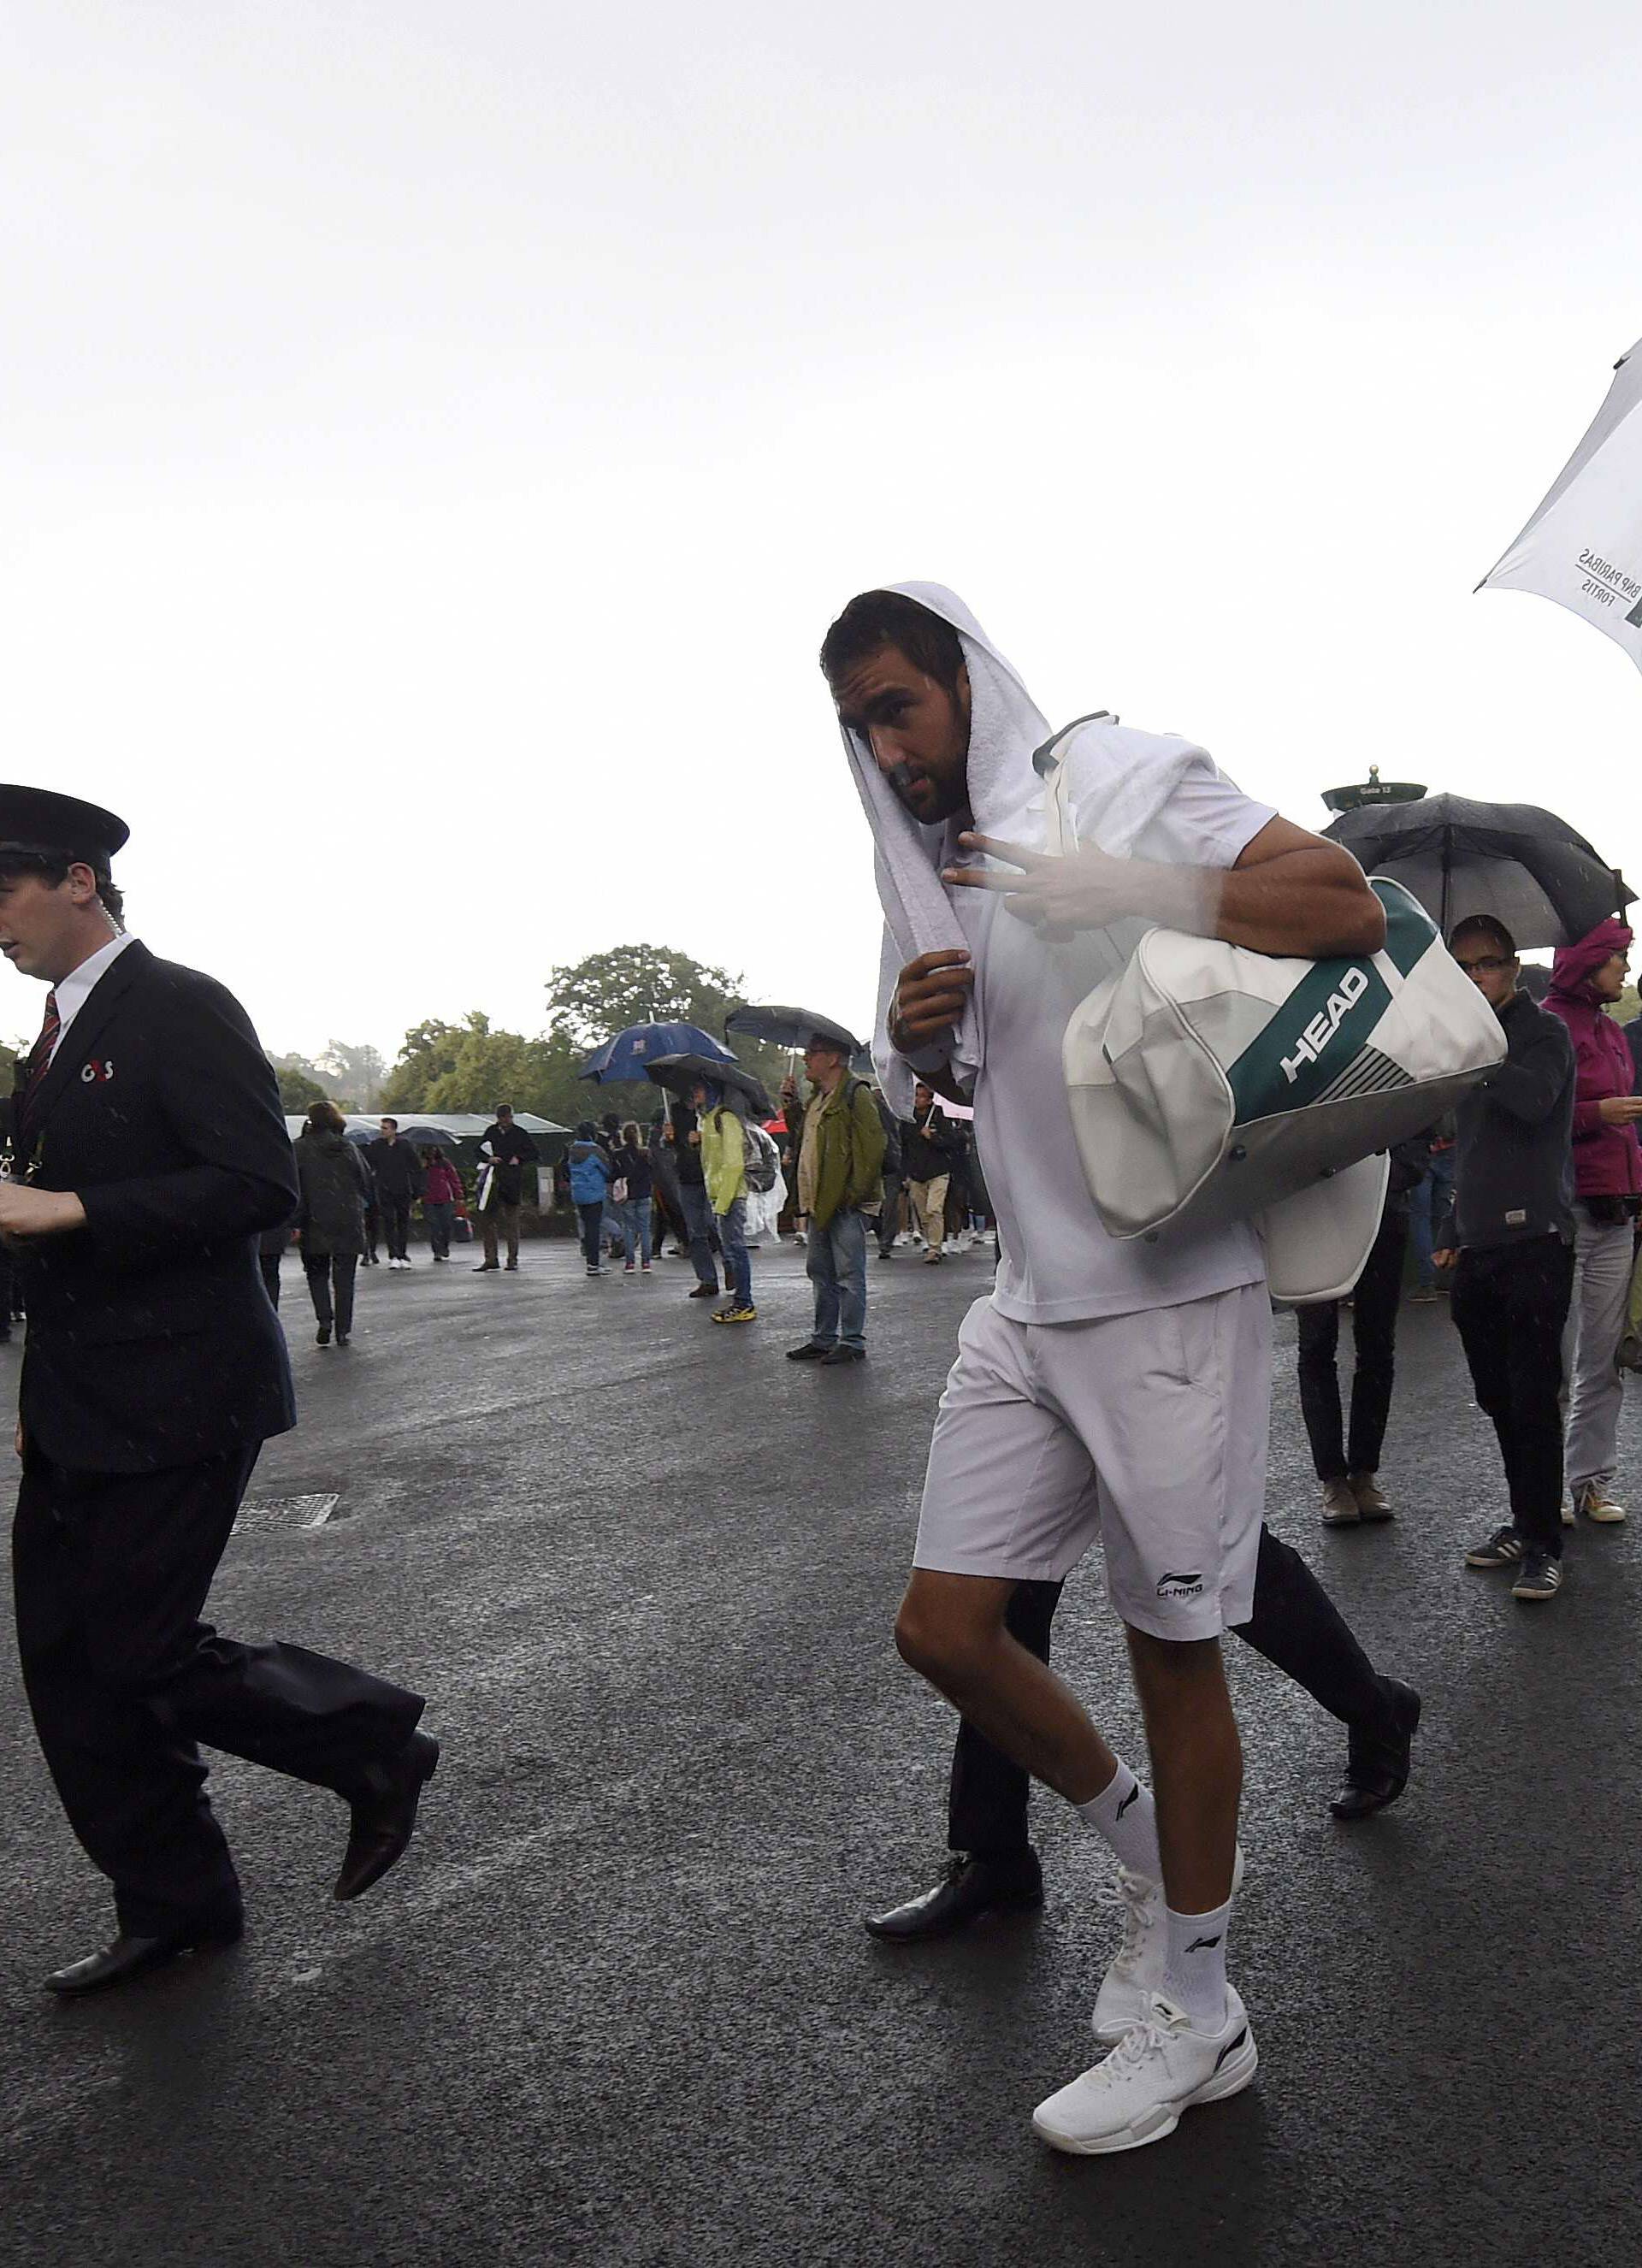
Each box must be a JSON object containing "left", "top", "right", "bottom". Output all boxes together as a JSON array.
[
  {"left": 889, "top": 949, "right": 974, "bottom": 1054},
  {"left": 942, "top": 833, "right": 1138, "bottom": 941}
]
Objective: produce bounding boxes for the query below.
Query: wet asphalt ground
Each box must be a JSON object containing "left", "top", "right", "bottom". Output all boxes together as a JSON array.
[{"left": 3, "top": 1235, "right": 1640, "bottom": 2268}]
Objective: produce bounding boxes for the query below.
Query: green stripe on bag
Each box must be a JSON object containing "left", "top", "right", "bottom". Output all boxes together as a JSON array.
[{"left": 1226, "top": 884, "right": 1425, "bottom": 1124}]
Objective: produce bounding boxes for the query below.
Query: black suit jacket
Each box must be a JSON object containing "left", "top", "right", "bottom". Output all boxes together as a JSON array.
[{"left": 10, "top": 941, "right": 298, "bottom": 1473}]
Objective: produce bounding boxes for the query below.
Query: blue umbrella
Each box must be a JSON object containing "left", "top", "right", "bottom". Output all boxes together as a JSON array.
[{"left": 578, "top": 1021, "right": 737, "bottom": 1085}]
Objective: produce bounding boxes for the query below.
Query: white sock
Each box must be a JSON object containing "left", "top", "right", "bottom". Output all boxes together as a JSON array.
[
  {"left": 1161, "top": 1898, "right": 1232, "bottom": 2029},
  {"left": 1073, "top": 1759, "right": 1162, "bottom": 1882}
]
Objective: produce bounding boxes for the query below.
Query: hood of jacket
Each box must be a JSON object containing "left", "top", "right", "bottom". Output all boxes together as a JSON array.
[{"left": 1550, "top": 917, "right": 1633, "bottom": 1007}]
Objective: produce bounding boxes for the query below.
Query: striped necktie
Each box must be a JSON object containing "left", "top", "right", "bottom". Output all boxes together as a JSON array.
[{"left": 15, "top": 989, "right": 62, "bottom": 1148}]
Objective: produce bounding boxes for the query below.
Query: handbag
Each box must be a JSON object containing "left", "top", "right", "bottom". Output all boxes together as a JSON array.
[
  {"left": 1038, "top": 731, "right": 1505, "bottom": 1297},
  {"left": 611, "top": 1176, "right": 629, "bottom": 1206}
]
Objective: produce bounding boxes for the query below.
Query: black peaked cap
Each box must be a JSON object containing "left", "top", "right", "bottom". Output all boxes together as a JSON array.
[{"left": 0, "top": 786, "right": 129, "bottom": 871}]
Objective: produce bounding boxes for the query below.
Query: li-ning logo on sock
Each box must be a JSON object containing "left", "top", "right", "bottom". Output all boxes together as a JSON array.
[
  {"left": 1155, "top": 1570, "right": 1204, "bottom": 1599},
  {"left": 1115, "top": 1786, "right": 1139, "bottom": 1821},
  {"left": 1185, "top": 1933, "right": 1223, "bottom": 1953}
]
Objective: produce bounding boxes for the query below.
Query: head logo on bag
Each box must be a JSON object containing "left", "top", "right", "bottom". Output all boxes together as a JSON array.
[
  {"left": 1225, "top": 888, "right": 1433, "bottom": 1125},
  {"left": 1059, "top": 870, "right": 1506, "bottom": 1293}
]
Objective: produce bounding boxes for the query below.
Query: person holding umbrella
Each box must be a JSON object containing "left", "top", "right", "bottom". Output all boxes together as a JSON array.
[
  {"left": 1543, "top": 918, "right": 1642, "bottom": 1525},
  {"left": 782, "top": 1036, "right": 887, "bottom": 1365},
  {"left": 694, "top": 1076, "right": 757, "bottom": 1324}
]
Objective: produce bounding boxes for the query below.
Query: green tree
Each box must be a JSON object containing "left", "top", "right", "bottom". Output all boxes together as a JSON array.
[
  {"left": 545, "top": 943, "right": 789, "bottom": 1107},
  {"left": 380, "top": 1019, "right": 472, "bottom": 1113},
  {"left": 275, "top": 1061, "right": 327, "bottom": 1111},
  {"left": 381, "top": 1013, "right": 588, "bottom": 1126},
  {"left": 318, "top": 1039, "right": 386, "bottom": 1112},
  {"left": 545, "top": 945, "right": 747, "bottom": 1055}
]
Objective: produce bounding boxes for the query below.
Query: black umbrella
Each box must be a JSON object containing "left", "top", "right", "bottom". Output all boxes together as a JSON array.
[
  {"left": 644, "top": 1052, "right": 773, "bottom": 1119},
  {"left": 724, "top": 1003, "right": 864, "bottom": 1057},
  {"left": 1322, "top": 794, "right": 1632, "bottom": 949}
]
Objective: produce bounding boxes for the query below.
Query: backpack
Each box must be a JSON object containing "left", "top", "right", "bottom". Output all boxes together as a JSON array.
[{"left": 741, "top": 1118, "right": 777, "bottom": 1194}]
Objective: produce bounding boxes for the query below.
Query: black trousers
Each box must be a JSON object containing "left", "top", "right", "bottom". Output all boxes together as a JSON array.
[
  {"left": 1296, "top": 1206, "right": 1409, "bottom": 1480},
  {"left": 877, "top": 1173, "right": 904, "bottom": 1256},
  {"left": 303, "top": 1252, "right": 358, "bottom": 1337},
  {"left": 258, "top": 1253, "right": 281, "bottom": 1309},
  {"left": 946, "top": 1524, "right": 1389, "bottom": 1858},
  {"left": 381, "top": 1194, "right": 413, "bottom": 1262},
  {"left": 1450, "top": 1235, "right": 1574, "bottom": 1557},
  {"left": 13, "top": 1444, "right": 423, "bottom": 1935}
]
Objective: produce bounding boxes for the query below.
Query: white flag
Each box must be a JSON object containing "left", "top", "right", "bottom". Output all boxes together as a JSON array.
[{"left": 1480, "top": 337, "right": 1642, "bottom": 670}]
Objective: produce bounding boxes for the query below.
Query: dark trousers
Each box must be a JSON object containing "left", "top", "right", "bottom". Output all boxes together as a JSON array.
[
  {"left": 13, "top": 1444, "right": 423, "bottom": 1935},
  {"left": 424, "top": 1201, "right": 454, "bottom": 1259},
  {"left": 677, "top": 1184, "right": 720, "bottom": 1288},
  {"left": 483, "top": 1201, "right": 522, "bottom": 1268},
  {"left": 1296, "top": 1206, "right": 1409, "bottom": 1480},
  {"left": 381, "top": 1194, "right": 412, "bottom": 1262},
  {"left": 946, "top": 1524, "right": 1389, "bottom": 1858},
  {"left": 877, "top": 1173, "right": 904, "bottom": 1256},
  {"left": 259, "top": 1253, "right": 281, "bottom": 1309},
  {"left": 303, "top": 1252, "right": 358, "bottom": 1337},
  {"left": 577, "top": 1202, "right": 605, "bottom": 1268},
  {"left": 1451, "top": 1235, "right": 1574, "bottom": 1557}
]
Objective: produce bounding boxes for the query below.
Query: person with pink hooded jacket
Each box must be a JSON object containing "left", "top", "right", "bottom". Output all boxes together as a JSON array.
[{"left": 1544, "top": 917, "right": 1642, "bottom": 1524}]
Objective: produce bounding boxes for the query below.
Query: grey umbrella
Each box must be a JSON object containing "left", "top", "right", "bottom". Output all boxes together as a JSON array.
[
  {"left": 1322, "top": 794, "right": 1631, "bottom": 948},
  {"left": 644, "top": 1052, "right": 773, "bottom": 1119},
  {"left": 724, "top": 1003, "right": 864, "bottom": 1057}
]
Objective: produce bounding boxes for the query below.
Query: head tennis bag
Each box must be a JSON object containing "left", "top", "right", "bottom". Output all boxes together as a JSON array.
[{"left": 1059, "top": 872, "right": 1503, "bottom": 1241}]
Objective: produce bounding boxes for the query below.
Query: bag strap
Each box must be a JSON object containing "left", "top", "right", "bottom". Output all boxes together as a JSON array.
[{"left": 1031, "top": 712, "right": 1115, "bottom": 859}]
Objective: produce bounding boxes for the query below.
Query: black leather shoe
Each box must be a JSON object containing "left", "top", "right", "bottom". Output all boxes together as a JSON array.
[
  {"left": 45, "top": 1912, "right": 244, "bottom": 1997},
  {"left": 334, "top": 1732, "right": 440, "bottom": 1901},
  {"left": 786, "top": 1341, "right": 831, "bottom": 1361},
  {"left": 820, "top": 1345, "right": 865, "bottom": 1366},
  {"left": 863, "top": 1852, "right": 1043, "bottom": 1941},
  {"left": 1332, "top": 1678, "right": 1421, "bottom": 1821}
]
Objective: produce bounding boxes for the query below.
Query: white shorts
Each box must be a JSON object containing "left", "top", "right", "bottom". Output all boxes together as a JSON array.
[{"left": 913, "top": 1285, "right": 1272, "bottom": 1641}]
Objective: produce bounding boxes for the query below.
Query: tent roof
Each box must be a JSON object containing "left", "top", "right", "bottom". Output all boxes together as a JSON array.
[{"left": 282, "top": 1111, "right": 568, "bottom": 1140}]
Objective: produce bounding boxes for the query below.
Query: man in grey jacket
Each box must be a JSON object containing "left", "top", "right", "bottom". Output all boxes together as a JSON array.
[{"left": 1433, "top": 915, "right": 1576, "bottom": 1603}]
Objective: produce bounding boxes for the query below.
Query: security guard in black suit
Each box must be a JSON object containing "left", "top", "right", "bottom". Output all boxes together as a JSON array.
[{"left": 0, "top": 788, "right": 439, "bottom": 1994}]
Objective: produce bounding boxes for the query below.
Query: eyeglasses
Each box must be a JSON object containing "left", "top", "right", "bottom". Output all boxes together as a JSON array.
[{"left": 1455, "top": 955, "right": 1512, "bottom": 975}]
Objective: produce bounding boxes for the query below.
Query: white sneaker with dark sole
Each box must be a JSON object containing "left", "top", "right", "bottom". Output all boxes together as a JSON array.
[
  {"left": 1035, "top": 1988, "right": 1257, "bottom": 2155},
  {"left": 1090, "top": 1845, "right": 1246, "bottom": 2044}
]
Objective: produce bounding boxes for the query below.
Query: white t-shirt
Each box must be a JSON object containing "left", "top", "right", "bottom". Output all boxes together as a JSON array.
[{"left": 959, "top": 754, "right": 1277, "bottom": 1326}]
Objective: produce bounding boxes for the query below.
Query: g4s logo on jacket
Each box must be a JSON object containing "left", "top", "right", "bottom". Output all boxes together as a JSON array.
[{"left": 80, "top": 1059, "right": 115, "bottom": 1084}]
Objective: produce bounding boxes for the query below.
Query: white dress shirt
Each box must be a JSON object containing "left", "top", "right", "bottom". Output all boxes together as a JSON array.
[{"left": 47, "top": 930, "right": 139, "bottom": 1062}]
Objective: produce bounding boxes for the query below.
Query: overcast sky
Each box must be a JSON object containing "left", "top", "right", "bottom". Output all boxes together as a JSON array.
[{"left": 3, "top": 1, "right": 1640, "bottom": 1060}]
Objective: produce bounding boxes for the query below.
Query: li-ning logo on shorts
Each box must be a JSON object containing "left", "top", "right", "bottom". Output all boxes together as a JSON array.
[
  {"left": 1155, "top": 1570, "right": 1204, "bottom": 1600},
  {"left": 1279, "top": 966, "right": 1370, "bottom": 1084}
]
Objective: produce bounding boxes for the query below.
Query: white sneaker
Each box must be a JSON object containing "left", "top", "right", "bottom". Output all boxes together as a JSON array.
[
  {"left": 1090, "top": 1845, "right": 1245, "bottom": 2043},
  {"left": 1576, "top": 1484, "right": 1627, "bottom": 1524},
  {"left": 1035, "top": 1988, "right": 1257, "bottom": 2155}
]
